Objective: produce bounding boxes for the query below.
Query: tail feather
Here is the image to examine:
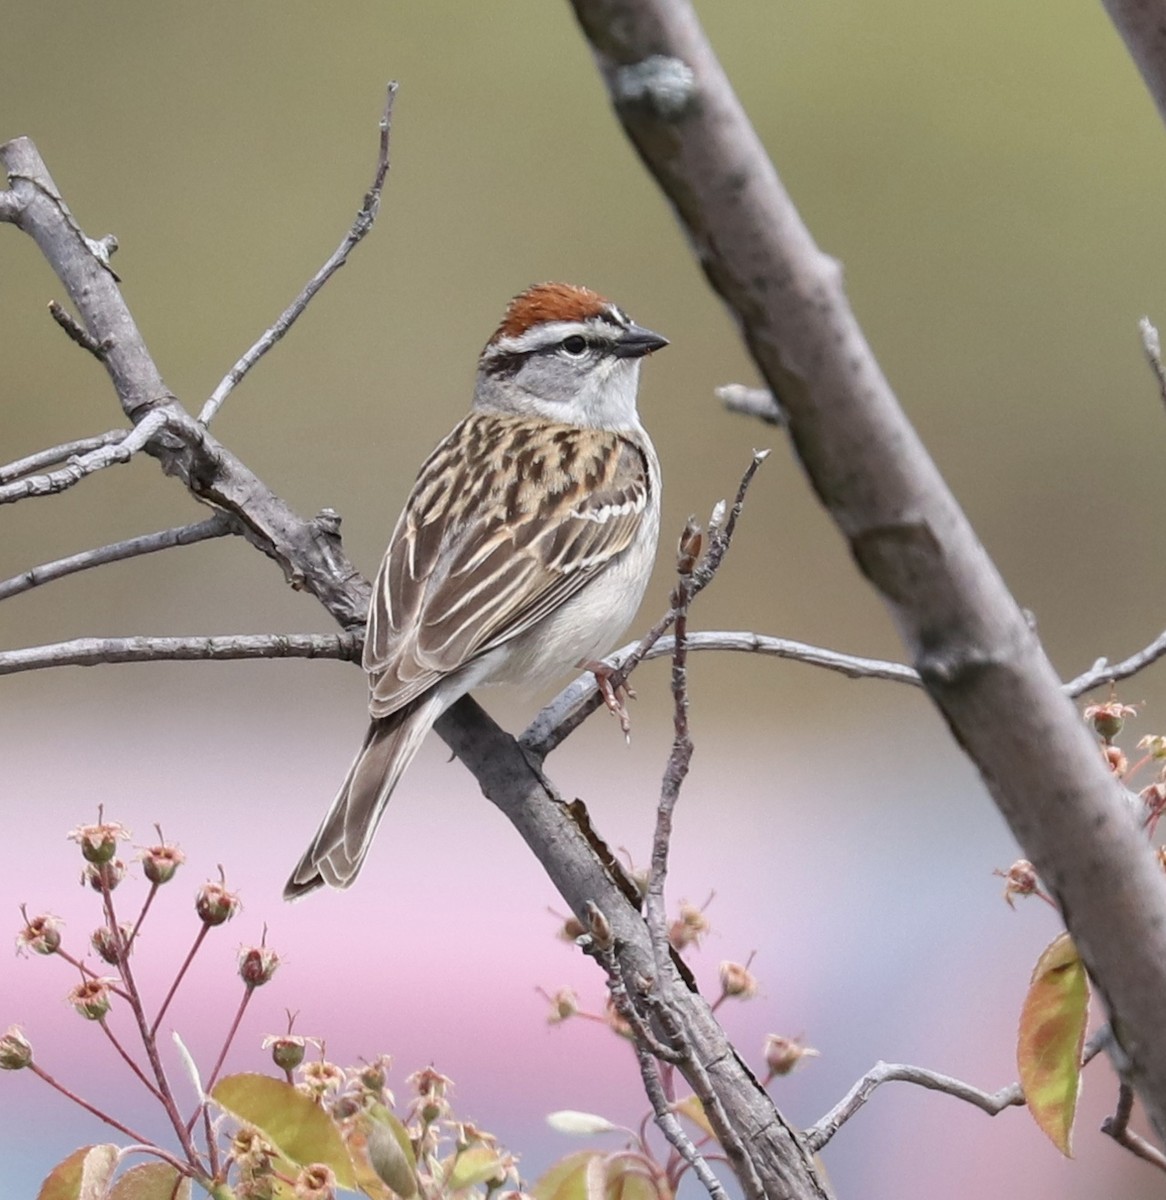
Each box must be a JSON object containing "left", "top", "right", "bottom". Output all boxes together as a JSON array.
[{"left": 284, "top": 695, "right": 443, "bottom": 899}]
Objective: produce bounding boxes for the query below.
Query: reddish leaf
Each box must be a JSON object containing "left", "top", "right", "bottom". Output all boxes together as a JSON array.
[
  {"left": 1017, "top": 932, "right": 1089, "bottom": 1155},
  {"left": 108, "top": 1162, "right": 192, "bottom": 1200},
  {"left": 37, "top": 1145, "right": 118, "bottom": 1200}
]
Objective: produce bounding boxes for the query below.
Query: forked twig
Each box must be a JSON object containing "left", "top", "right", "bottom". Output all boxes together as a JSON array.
[
  {"left": 198, "top": 83, "right": 398, "bottom": 424},
  {"left": 523, "top": 450, "right": 770, "bottom": 758}
]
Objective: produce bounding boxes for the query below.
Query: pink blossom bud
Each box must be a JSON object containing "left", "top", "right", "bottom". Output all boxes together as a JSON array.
[{"left": 195, "top": 880, "right": 241, "bottom": 927}]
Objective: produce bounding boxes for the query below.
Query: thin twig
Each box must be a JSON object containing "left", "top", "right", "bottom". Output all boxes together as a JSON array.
[
  {"left": 188, "top": 987, "right": 255, "bottom": 1134},
  {"left": 804, "top": 1062, "right": 1025, "bottom": 1153},
  {"left": 715, "top": 384, "right": 786, "bottom": 426},
  {"left": 49, "top": 299, "right": 109, "bottom": 359},
  {"left": 1102, "top": 1081, "right": 1166, "bottom": 1172},
  {"left": 100, "top": 883, "right": 204, "bottom": 1169},
  {"left": 1139, "top": 317, "right": 1166, "bottom": 411},
  {"left": 0, "top": 513, "right": 237, "bottom": 602},
  {"left": 644, "top": 519, "right": 700, "bottom": 968},
  {"left": 29, "top": 1061, "right": 158, "bottom": 1148},
  {"left": 0, "top": 632, "right": 361, "bottom": 676},
  {"left": 0, "top": 410, "right": 168, "bottom": 504},
  {"left": 198, "top": 82, "right": 398, "bottom": 424},
  {"left": 1064, "top": 631, "right": 1166, "bottom": 696},
  {"left": 524, "top": 451, "right": 771, "bottom": 758},
  {"left": 524, "top": 631, "right": 920, "bottom": 757},
  {"left": 151, "top": 927, "right": 211, "bottom": 1039},
  {"left": 804, "top": 1027, "right": 1112, "bottom": 1153},
  {"left": 633, "top": 1039, "right": 728, "bottom": 1200},
  {"left": 97, "top": 1018, "right": 166, "bottom": 1103},
  {"left": 0, "top": 431, "right": 126, "bottom": 484}
]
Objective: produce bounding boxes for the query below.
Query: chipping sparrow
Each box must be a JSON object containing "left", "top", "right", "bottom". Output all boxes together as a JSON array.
[{"left": 284, "top": 283, "right": 667, "bottom": 898}]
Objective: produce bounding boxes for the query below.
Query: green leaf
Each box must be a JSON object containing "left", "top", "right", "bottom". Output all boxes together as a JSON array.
[
  {"left": 446, "top": 1145, "right": 505, "bottom": 1191},
  {"left": 1017, "top": 932, "right": 1089, "bottom": 1156},
  {"left": 108, "top": 1162, "right": 193, "bottom": 1200},
  {"left": 211, "top": 1072, "right": 355, "bottom": 1189},
  {"left": 531, "top": 1151, "right": 602, "bottom": 1200},
  {"left": 37, "top": 1145, "right": 119, "bottom": 1200},
  {"left": 532, "top": 1151, "right": 669, "bottom": 1200},
  {"left": 346, "top": 1106, "right": 418, "bottom": 1198}
]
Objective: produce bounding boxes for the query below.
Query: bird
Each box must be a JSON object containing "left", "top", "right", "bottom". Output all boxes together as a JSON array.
[{"left": 284, "top": 282, "right": 667, "bottom": 898}]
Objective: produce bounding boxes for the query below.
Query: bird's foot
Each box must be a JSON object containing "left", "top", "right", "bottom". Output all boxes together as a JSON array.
[{"left": 582, "top": 659, "right": 635, "bottom": 742}]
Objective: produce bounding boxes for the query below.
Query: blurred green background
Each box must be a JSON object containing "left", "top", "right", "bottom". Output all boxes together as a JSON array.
[{"left": 4, "top": 2, "right": 1166, "bottom": 1197}]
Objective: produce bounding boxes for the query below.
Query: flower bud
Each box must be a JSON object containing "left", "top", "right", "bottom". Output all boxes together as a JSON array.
[
  {"left": 90, "top": 923, "right": 132, "bottom": 965},
  {"left": 545, "top": 987, "right": 578, "bottom": 1025},
  {"left": 239, "top": 944, "right": 280, "bottom": 988},
  {"left": 0, "top": 1026, "right": 33, "bottom": 1070},
  {"left": 1102, "top": 744, "right": 1128, "bottom": 775},
  {"left": 298, "top": 1060, "right": 345, "bottom": 1099},
  {"left": 83, "top": 860, "right": 126, "bottom": 892},
  {"left": 719, "top": 960, "right": 759, "bottom": 1000},
  {"left": 195, "top": 880, "right": 241, "bottom": 927},
  {"left": 293, "top": 1164, "right": 336, "bottom": 1200},
  {"left": 668, "top": 900, "right": 710, "bottom": 952},
  {"left": 141, "top": 841, "right": 185, "bottom": 885},
  {"left": 265, "top": 1035, "right": 307, "bottom": 1073},
  {"left": 997, "top": 858, "right": 1039, "bottom": 908},
  {"left": 67, "top": 977, "right": 113, "bottom": 1020},
  {"left": 1083, "top": 699, "right": 1137, "bottom": 743},
  {"left": 16, "top": 911, "right": 61, "bottom": 956},
  {"left": 68, "top": 820, "right": 130, "bottom": 865},
  {"left": 763, "top": 1033, "right": 819, "bottom": 1077},
  {"left": 358, "top": 1054, "right": 392, "bottom": 1096},
  {"left": 1138, "top": 735, "right": 1166, "bottom": 760}
]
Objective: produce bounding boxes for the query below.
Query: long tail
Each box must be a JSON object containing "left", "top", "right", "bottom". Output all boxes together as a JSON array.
[{"left": 284, "top": 694, "right": 444, "bottom": 899}]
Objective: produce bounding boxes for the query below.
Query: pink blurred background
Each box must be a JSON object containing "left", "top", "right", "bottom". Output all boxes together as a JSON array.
[{"left": 4, "top": 2, "right": 1166, "bottom": 1197}]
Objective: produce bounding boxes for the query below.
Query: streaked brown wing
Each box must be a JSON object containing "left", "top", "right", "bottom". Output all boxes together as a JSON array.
[{"left": 362, "top": 412, "right": 650, "bottom": 719}]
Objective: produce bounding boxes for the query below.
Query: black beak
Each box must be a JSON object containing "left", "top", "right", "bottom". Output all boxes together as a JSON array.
[{"left": 612, "top": 322, "right": 669, "bottom": 359}]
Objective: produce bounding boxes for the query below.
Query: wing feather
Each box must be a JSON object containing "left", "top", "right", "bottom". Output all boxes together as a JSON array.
[{"left": 364, "top": 412, "right": 650, "bottom": 719}]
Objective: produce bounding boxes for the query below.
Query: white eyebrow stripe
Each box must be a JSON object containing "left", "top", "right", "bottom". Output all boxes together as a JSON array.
[{"left": 486, "top": 315, "right": 628, "bottom": 358}]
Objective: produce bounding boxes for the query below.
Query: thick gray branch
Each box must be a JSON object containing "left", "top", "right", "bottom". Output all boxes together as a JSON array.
[
  {"left": 436, "top": 699, "right": 827, "bottom": 1200},
  {"left": 1101, "top": 1, "right": 1166, "bottom": 131},
  {"left": 570, "top": 0, "right": 1166, "bottom": 1145}
]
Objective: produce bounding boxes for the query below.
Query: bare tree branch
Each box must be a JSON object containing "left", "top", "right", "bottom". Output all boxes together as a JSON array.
[
  {"left": 49, "top": 297, "right": 110, "bottom": 359},
  {"left": 1101, "top": 1, "right": 1166, "bottom": 133},
  {"left": 0, "top": 514, "right": 237, "bottom": 602},
  {"left": 1103, "top": 1082, "right": 1166, "bottom": 1173},
  {"left": 198, "top": 82, "right": 398, "bottom": 425},
  {"left": 524, "top": 632, "right": 920, "bottom": 757},
  {"left": 0, "top": 430, "right": 127, "bottom": 484},
  {"left": 0, "top": 633, "right": 360, "bottom": 676},
  {"left": 569, "top": 0, "right": 1166, "bottom": 1143},
  {"left": 1139, "top": 317, "right": 1166, "bottom": 411},
  {"left": 806, "top": 1027, "right": 1112, "bottom": 1153},
  {"left": 1064, "top": 631, "right": 1166, "bottom": 697},
  {"left": 0, "top": 410, "right": 168, "bottom": 504},
  {"left": 0, "top": 136, "right": 370, "bottom": 627},
  {"left": 715, "top": 384, "right": 785, "bottom": 426},
  {"left": 525, "top": 450, "right": 770, "bottom": 758}
]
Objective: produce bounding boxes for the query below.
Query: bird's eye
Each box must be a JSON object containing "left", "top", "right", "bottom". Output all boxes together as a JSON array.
[{"left": 561, "top": 335, "right": 588, "bottom": 357}]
